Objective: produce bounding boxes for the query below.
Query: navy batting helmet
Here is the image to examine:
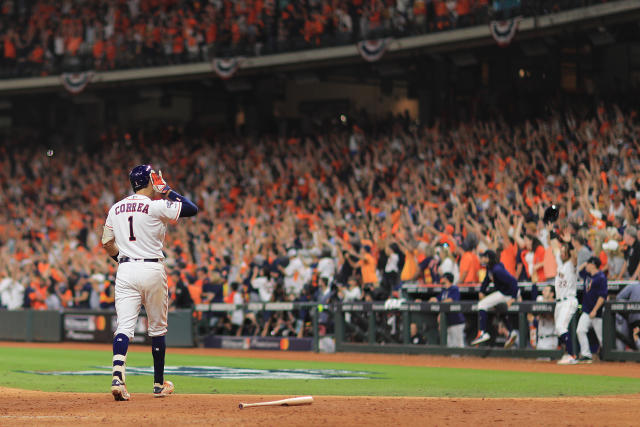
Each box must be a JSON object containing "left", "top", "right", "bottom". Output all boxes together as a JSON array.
[
  {"left": 129, "top": 164, "right": 152, "bottom": 192},
  {"left": 543, "top": 205, "right": 559, "bottom": 224}
]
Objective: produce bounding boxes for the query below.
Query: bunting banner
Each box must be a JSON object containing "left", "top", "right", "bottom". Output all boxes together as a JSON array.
[
  {"left": 211, "top": 57, "right": 245, "bottom": 79},
  {"left": 356, "top": 38, "right": 392, "bottom": 62},
  {"left": 60, "top": 71, "right": 94, "bottom": 94},
  {"left": 489, "top": 17, "right": 523, "bottom": 47}
]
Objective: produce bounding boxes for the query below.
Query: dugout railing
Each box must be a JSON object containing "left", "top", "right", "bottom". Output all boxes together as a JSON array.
[
  {"left": 332, "top": 300, "right": 640, "bottom": 362},
  {"left": 400, "top": 280, "right": 636, "bottom": 298},
  {"left": 1, "top": 300, "right": 638, "bottom": 361},
  {"left": 192, "top": 299, "right": 640, "bottom": 361},
  {"left": 602, "top": 301, "right": 640, "bottom": 361},
  {"left": 334, "top": 301, "right": 568, "bottom": 359}
]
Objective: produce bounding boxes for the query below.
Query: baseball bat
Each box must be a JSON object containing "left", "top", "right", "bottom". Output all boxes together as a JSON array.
[{"left": 238, "top": 396, "right": 314, "bottom": 409}]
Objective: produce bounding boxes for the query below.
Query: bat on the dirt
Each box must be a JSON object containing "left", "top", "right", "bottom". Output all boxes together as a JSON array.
[{"left": 238, "top": 396, "right": 314, "bottom": 409}]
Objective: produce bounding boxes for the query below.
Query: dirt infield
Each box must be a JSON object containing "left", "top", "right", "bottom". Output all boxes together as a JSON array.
[
  {"left": 1, "top": 387, "right": 639, "bottom": 426},
  {"left": 1, "top": 342, "right": 639, "bottom": 426}
]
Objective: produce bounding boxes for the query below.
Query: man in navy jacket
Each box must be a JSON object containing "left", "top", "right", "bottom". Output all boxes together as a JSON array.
[{"left": 470, "top": 250, "right": 519, "bottom": 348}]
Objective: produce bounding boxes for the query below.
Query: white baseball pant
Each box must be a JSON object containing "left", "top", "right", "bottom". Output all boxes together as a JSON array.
[
  {"left": 478, "top": 291, "right": 512, "bottom": 311},
  {"left": 576, "top": 312, "right": 603, "bottom": 358},
  {"left": 447, "top": 323, "right": 465, "bottom": 348},
  {"left": 537, "top": 335, "right": 559, "bottom": 350},
  {"left": 114, "top": 261, "right": 168, "bottom": 338},
  {"left": 554, "top": 298, "right": 578, "bottom": 336}
]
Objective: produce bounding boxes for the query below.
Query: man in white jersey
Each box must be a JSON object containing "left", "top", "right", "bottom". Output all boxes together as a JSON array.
[
  {"left": 551, "top": 238, "right": 579, "bottom": 365},
  {"left": 102, "top": 165, "right": 198, "bottom": 401},
  {"left": 534, "top": 285, "right": 558, "bottom": 350}
]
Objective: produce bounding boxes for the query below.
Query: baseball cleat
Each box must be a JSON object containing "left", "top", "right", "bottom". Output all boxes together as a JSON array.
[
  {"left": 504, "top": 330, "right": 518, "bottom": 349},
  {"left": 153, "top": 380, "right": 174, "bottom": 398},
  {"left": 557, "top": 354, "right": 577, "bottom": 365},
  {"left": 471, "top": 332, "right": 491, "bottom": 346},
  {"left": 111, "top": 378, "right": 130, "bottom": 401},
  {"left": 577, "top": 355, "right": 593, "bottom": 364}
]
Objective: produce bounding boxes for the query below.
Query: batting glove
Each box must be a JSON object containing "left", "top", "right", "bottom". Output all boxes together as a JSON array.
[{"left": 151, "top": 169, "right": 171, "bottom": 194}]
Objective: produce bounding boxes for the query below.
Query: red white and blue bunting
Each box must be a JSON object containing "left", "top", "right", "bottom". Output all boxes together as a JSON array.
[
  {"left": 489, "top": 17, "right": 523, "bottom": 47},
  {"left": 356, "top": 38, "right": 392, "bottom": 63},
  {"left": 211, "top": 57, "right": 245, "bottom": 80},
  {"left": 60, "top": 71, "right": 94, "bottom": 94}
]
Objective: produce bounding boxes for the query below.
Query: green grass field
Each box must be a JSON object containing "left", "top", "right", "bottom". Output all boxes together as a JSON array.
[{"left": 0, "top": 347, "right": 638, "bottom": 398}]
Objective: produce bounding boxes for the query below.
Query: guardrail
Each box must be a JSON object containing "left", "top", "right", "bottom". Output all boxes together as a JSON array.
[
  {"left": 1, "top": 301, "right": 637, "bottom": 360},
  {"left": 331, "top": 300, "right": 640, "bottom": 361},
  {"left": 333, "top": 301, "right": 567, "bottom": 359},
  {"left": 401, "top": 280, "right": 639, "bottom": 296},
  {"left": 602, "top": 301, "right": 640, "bottom": 361},
  {"left": 191, "top": 300, "right": 640, "bottom": 360}
]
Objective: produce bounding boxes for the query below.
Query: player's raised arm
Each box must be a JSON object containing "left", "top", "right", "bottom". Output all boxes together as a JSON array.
[{"left": 151, "top": 169, "right": 198, "bottom": 217}]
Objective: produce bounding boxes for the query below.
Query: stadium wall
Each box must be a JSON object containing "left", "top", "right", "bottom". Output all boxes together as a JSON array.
[
  {"left": 276, "top": 80, "right": 418, "bottom": 119},
  {"left": 0, "top": 310, "right": 192, "bottom": 347},
  {"left": 0, "top": 310, "right": 61, "bottom": 342},
  {"left": 1, "top": 302, "right": 636, "bottom": 361},
  {"left": 0, "top": 0, "right": 637, "bottom": 94},
  {"left": 117, "top": 95, "right": 193, "bottom": 125}
]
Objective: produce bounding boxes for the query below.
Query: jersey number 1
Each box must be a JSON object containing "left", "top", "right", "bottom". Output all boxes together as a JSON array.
[{"left": 128, "top": 216, "right": 136, "bottom": 241}]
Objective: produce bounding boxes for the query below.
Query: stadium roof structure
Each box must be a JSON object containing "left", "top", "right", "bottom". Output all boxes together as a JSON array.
[{"left": 0, "top": 0, "right": 638, "bottom": 94}]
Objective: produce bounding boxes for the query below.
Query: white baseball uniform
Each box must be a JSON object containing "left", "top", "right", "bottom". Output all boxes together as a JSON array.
[
  {"left": 536, "top": 315, "right": 558, "bottom": 350},
  {"left": 447, "top": 323, "right": 465, "bottom": 348},
  {"left": 553, "top": 253, "right": 578, "bottom": 336},
  {"left": 104, "top": 194, "right": 181, "bottom": 338}
]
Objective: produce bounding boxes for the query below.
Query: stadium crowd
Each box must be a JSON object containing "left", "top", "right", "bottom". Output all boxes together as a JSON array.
[
  {"left": 1, "top": 101, "right": 640, "bottom": 346},
  {"left": 0, "top": 0, "right": 604, "bottom": 77}
]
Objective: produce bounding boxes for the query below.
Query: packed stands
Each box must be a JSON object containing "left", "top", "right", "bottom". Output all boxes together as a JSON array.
[
  {"left": 1, "top": 101, "right": 638, "bottom": 340},
  {"left": 0, "top": 0, "right": 613, "bottom": 78}
]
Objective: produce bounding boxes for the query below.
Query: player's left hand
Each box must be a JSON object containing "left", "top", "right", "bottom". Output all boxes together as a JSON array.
[
  {"left": 151, "top": 169, "right": 170, "bottom": 194},
  {"left": 589, "top": 310, "right": 596, "bottom": 319}
]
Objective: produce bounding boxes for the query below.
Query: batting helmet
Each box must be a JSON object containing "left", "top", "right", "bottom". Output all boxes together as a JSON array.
[
  {"left": 543, "top": 205, "right": 559, "bottom": 224},
  {"left": 129, "top": 164, "right": 152, "bottom": 192}
]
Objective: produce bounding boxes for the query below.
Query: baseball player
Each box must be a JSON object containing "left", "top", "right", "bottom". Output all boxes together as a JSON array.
[
  {"left": 102, "top": 165, "right": 198, "bottom": 401},
  {"left": 470, "top": 250, "right": 519, "bottom": 348},
  {"left": 551, "top": 239, "right": 579, "bottom": 364},
  {"left": 576, "top": 257, "right": 608, "bottom": 363},
  {"left": 532, "top": 285, "right": 559, "bottom": 350}
]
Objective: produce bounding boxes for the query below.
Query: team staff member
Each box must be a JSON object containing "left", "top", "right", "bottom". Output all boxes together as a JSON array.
[
  {"left": 102, "top": 165, "right": 198, "bottom": 401},
  {"left": 471, "top": 250, "right": 519, "bottom": 348},
  {"left": 430, "top": 272, "right": 466, "bottom": 347},
  {"left": 576, "top": 257, "right": 608, "bottom": 363}
]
